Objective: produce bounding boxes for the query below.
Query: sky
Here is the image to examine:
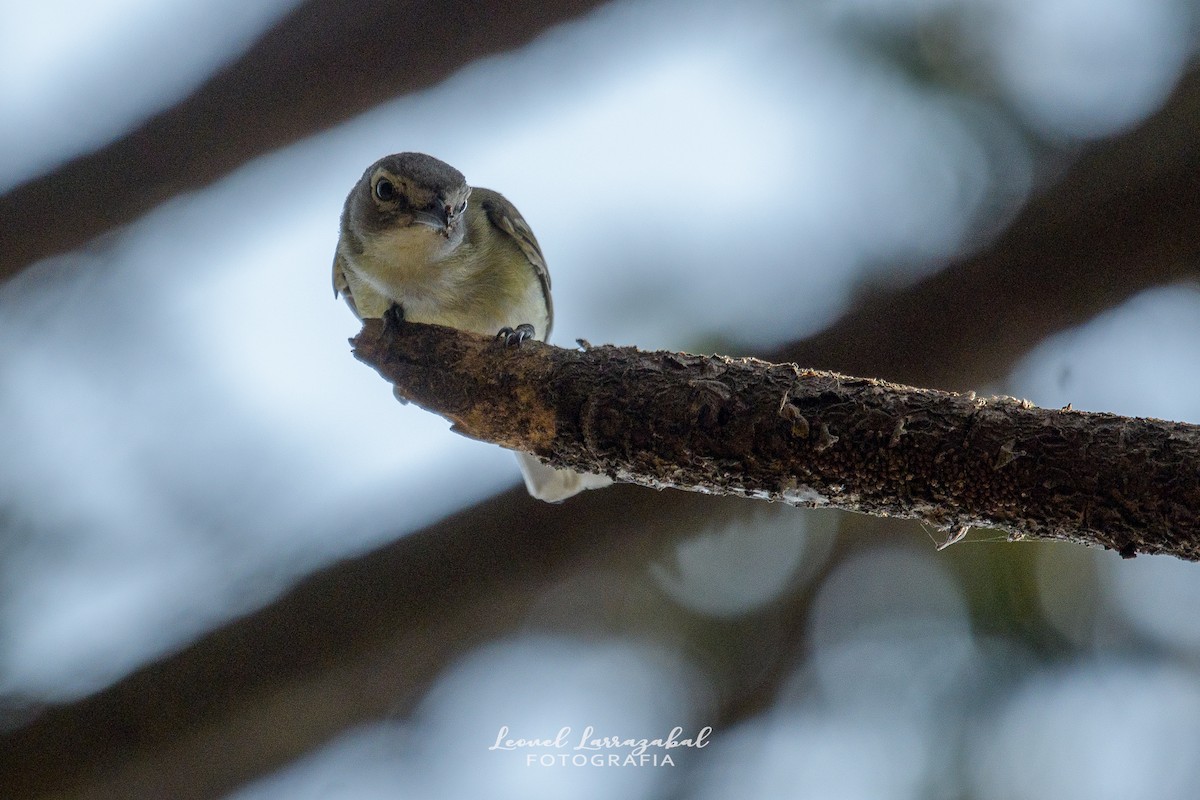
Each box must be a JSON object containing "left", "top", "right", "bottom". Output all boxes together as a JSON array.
[{"left": 2, "top": 0, "right": 1200, "bottom": 797}]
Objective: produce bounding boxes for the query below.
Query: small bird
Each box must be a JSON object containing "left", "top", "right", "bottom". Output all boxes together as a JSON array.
[{"left": 333, "top": 152, "right": 611, "bottom": 502}]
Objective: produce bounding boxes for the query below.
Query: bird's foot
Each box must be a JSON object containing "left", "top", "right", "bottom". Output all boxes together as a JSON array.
[
  {"left": 495, "top": 323, "right": 535, "bottom": 347},
  {"left": 383, "top": 303, "right": 406, "bottom": 332}
]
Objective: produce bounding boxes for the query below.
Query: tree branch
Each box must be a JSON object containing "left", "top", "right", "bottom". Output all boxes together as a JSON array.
[{"left": 353, "top": 319, "right": 1200, "bottom": 559}]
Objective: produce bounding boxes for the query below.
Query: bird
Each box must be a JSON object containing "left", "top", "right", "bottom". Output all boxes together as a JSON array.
[{"left": 333, "top": 152, "right": 611, "bottom": 502}]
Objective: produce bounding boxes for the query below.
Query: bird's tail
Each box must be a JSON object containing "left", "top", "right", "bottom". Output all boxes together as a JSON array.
[{"left": 515, "top": 452, "right": 613, "bottom": 503}]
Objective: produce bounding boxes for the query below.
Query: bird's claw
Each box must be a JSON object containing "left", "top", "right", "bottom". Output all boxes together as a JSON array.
[{"left": 496, "top": 323, "right": 535, "bottom": 347}]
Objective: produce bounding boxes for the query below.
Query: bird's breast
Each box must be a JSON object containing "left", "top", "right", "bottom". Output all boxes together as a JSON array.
[{"left": 342, "top": 227, "right": 546, "bottom": 338}]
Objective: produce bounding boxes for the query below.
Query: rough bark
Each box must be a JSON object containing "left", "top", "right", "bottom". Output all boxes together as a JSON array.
[{"left": 354, "top": 319, "right": 1200, "bottom": 560}]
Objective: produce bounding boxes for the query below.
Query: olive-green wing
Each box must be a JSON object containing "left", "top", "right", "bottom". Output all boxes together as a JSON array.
[
  {"left": 478, "top": 189, "right": 553, "bottom": 336},
  {"left": 332, "top": 251, "right": 361, "bottom": 318}
]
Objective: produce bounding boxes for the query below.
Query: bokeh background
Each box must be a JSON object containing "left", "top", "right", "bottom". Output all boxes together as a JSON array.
[{"left": 3, "top": 0, "right": 1200, "bottom": 797}]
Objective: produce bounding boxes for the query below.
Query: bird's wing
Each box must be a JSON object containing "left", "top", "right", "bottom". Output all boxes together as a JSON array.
[
  {"left": 332, "top": 251, "right": 361, "bottom": 318},
  {"left": 479, "top": 189, "right": 553, "bottom": 336}
]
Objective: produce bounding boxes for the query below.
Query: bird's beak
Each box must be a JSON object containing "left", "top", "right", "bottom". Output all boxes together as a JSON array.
[{"left": 412, "top": 207, "right": 450, "bottom": 236}]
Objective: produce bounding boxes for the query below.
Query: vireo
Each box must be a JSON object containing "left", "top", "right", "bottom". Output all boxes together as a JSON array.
[{"left": 334, "top": 152, "right": 611, "bottom": 502}]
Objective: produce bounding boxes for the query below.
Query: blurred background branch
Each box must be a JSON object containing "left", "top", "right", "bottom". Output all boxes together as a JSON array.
[
  {"left": 786, "top": 69, "right": 1200, "bottom": 391},
  {"left": 0, "top": 0, "right": 608, "bottom": 279}
]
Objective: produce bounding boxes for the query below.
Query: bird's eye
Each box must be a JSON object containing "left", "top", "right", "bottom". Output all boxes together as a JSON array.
[
  {"left": 374, "top": 179, "right": 395, "bottom": 201},
  {"left": 457, "top": 200, "right": 467, "bottom": 215}
]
